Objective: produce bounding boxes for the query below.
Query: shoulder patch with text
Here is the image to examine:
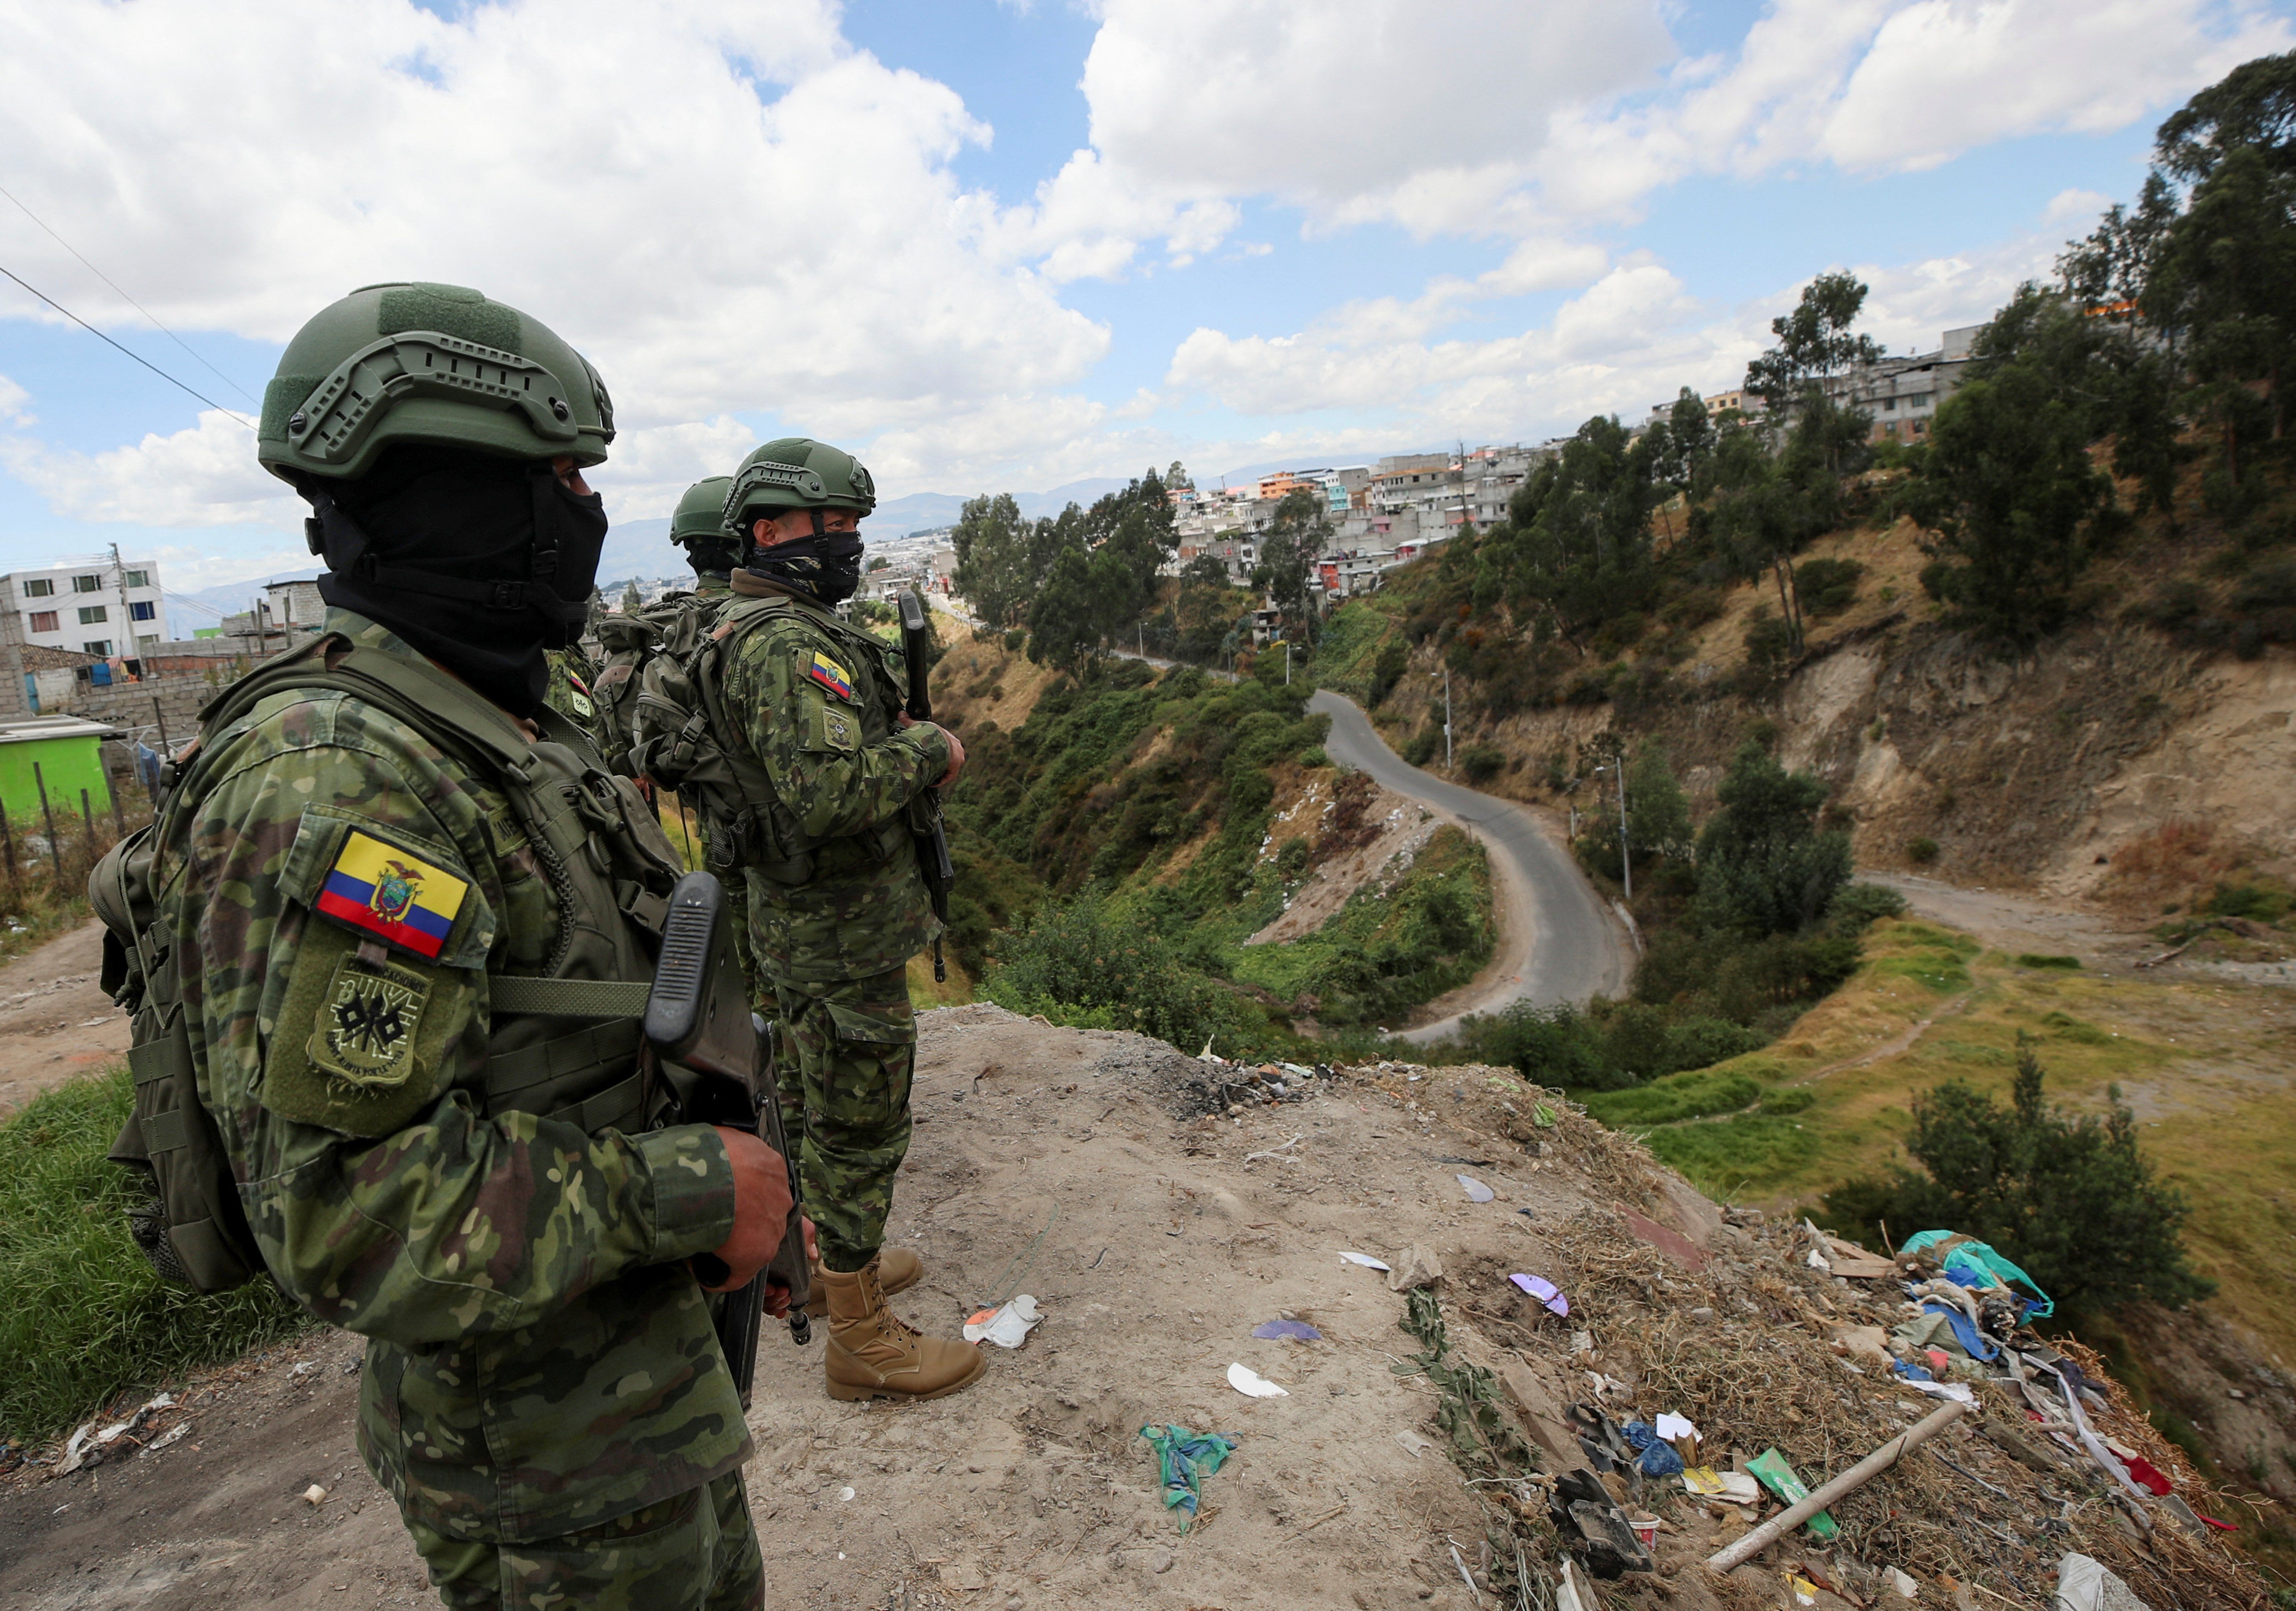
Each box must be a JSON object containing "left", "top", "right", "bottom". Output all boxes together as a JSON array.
[
  {"left": 313, "top": 830, "right": 470, "bottom": 961},
  {"left": 807, "top": 651, "right": 855, "bottom": 700}
]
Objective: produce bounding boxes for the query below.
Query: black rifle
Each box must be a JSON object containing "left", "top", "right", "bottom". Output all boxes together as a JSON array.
[
  {"left": 643, "top": 872, "right": 812, "bottom": 1404},
  {"left": 897, "top": 590, "right": 956, "bottom": 982}
]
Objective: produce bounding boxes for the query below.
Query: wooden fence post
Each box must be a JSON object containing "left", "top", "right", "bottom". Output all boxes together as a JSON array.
[{"left": 33, "top": 762, "right": 63, "bottom": 888}]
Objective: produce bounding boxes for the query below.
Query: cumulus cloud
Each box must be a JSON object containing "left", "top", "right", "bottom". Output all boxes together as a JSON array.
[
  {"left": 0, "top": 411, "right": 293, "bottom": 528},
  {"left": 0, "top": 0, "right": 1113, "bottom": 510},
  {"left": 1162, "top": 210, "right": 2072, "bottom": 453},
  {"left": 0, "top": 374, "right": 31, "bottom": 426}
]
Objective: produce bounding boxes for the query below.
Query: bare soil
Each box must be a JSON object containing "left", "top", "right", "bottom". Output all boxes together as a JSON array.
[
  {"left": 0, "top": 921, "right": 129, "bottom": 1118},
  {"left": 0, "top": 1004, "right": 1717, "bottom": 1611}
]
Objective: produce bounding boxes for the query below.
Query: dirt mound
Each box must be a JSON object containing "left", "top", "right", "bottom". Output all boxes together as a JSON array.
[{"left": 3, "top": 1009, "right": 2270, "bottom": 1610}]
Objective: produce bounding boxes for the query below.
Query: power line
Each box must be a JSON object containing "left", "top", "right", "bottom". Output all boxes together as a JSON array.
[
  {"left": 0, "top": 260, "right": 255, "bottom": 429},
  {"left": 0, "top": 184, "right": 260, "bottom": 406}
]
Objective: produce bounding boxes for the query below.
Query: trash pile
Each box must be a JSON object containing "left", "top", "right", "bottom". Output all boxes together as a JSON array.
[
  {"left": 1199, "top": 1053, "right": 1330, "bottom": 1115},
  {"left": 1423, "top": 1202, "right": 2273, "bottom": 1611}
]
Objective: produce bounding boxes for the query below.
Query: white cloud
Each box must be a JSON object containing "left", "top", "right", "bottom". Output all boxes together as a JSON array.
[
  {"left": 0, "top": 412, "right": 293, "bottom": 528},
  {"left": 0, "top": 374, "right": 31, "bottom": 426},
  {"left": 0, "top": 0, "right": 1113, "bottom": 509}
]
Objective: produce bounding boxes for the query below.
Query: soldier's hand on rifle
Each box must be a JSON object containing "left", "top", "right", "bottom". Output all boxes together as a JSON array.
[
  {"left": 698, "top": 1126, "right": 795, "bottom": 1292},
  {"left": 898, "top": 714, "right": 966, "bottom": 787}
]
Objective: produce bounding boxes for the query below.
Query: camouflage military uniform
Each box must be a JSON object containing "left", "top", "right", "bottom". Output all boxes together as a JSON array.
[
  {"left": 543, "top": 647, "right": 602, "bottom": 747},
  {"left": 166, "top": 607, "right": 756, "bottom": 1604},
  {"left": 717, "top": 578, "right": 948, "bottom": 1272}
]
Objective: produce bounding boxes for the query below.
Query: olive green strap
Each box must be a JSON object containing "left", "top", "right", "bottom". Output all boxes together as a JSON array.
[
  {"left": 488, "top": 977, "right": 654, "bottom": 1019},
  {"left": 481, "top": 1019, "right": 645, "bottom": 1106}
]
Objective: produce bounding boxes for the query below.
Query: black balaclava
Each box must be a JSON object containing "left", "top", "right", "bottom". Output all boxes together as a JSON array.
[
  {"left": 742, "top": 516, "right": 864, "bottom": 607},
  {"left": 683, "top": 534, "right": 742, "bottom": 584},
  {"left": 309, "top": 444, "right": 609, "bottom": 714}
]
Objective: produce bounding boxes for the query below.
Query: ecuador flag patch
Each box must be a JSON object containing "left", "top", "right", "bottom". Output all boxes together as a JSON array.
[
  {"left": 807, "top": 651, "right": 856, "bottom": 700},
  {"left": 313, "top": 831, "right": 469, "bottom": 961}
]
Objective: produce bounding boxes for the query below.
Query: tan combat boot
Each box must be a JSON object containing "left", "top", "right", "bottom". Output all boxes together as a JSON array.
[
  {"left": 805, "top": 1245, "right": 920, "bottom": 1318},
  {"left": 820, "top": 1256, "right": 985, "bottom": 1403}
]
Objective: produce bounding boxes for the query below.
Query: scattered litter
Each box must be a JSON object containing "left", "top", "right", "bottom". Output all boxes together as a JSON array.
[
  {"left": 1245, "top": 1134, "right": 1302, "bottom": 1163},
  {"left": 1252, "top": 1320, "right": 1322, "bottom": 1342},
  {"left": 1533, "top": 1103, "right": 1558, "bottom": 1128},
  {"left": 1905, "top": 1378, "right": 1977, "bottom": 1404},
  {"left": 962, "top": 1294, "right": 1043, "bottom": 1349},
  {"left": 2053, "top": 1551, "right": 2153, "bottom": 1611},
  {"left": 1900, "top": 1230, "right": 2054, "bottom": 1317},
  {"left": 1628, "top": 1510, "right": 1662, "bottom": 1548},
  {"left": 1386, "top": 1244, "right": 1445, "bottom": 1292},
  {"left": 1396, "top": 1429, "right": 1436, "bottom": 1459},
  {"left": 1139, "top": 1424, "right": 1236, "bottom": 1532},
  {"left": 1337, "top": 1251, "right": 1391, "bottom": 1272},
  {"left": 302, "top": 1484, "right": 328, "bottom": 1507},
  {"left": 1654, "top": 1412, "right": 1697, "bottom": 1442},
  {"left": 1457, "top": 1175, "right": 1495, "bottom": 1203},
  {"left": 1226, "top": 1362, "right": 1290, "bottom": 1398},
  {"left": 1509, "top": 1273, "right": 1569, "bottom": 1316},
  {"left": 1550, "top": 1467, "right": 1654, "bottom": 1577},
  {"left": 1569, "top": 1329, "right": 1594, "bottom": 1355},
  {"left": 1887, "top": 1568, "right": 1920, "bottom": 1600},
  {"left": 1449, "top": 1541, "right": 1481, "bottom": 1602},
  {"left": 1555, "top": 1559, "right": 1591, "bottom": 1611},
  {"left": 1785, "top": 1571, "right": 1821, "bottom": 1606},
  {"left": 1747, "top": 1448, "right": 1839, "bottom": 1541},
  {"left": 142, "top": 1423, "right": 190, "bottom": 1454},
  {"left": 1682, "top": 1467, "right": 1762, "bottom": 1504},
  {"left": 838, "top": 1485, "right": 855, "bottom": 1502},
  {"left": 1622, "top": 1421, "right": 1685, "bottom": 1477}
]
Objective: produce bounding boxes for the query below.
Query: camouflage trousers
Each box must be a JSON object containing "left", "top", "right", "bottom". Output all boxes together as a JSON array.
[
  {"left": 721, "top": 874, "right": 770, "bottom": 1019},
  {"left": 769, "top": 966, "right": 915, "bottom": 1273},
  {"left": 403, "top": 1470, "right": 761, "bottom": 1610}
]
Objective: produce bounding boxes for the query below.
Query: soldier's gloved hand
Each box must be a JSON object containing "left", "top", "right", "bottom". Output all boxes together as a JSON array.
[
  {"left": 898, "top": 713, "right": 966, "bottom": 787},
  {"left": 697, "top": 1126, "right": 795, "bottom": 1293}
]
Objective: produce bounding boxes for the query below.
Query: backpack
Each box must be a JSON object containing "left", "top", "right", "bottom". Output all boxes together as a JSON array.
[
  {"left": 97, "top": 637, "right": 687, "bottom": 1292},
  {"left": 630, "top": 594, "right": 908, "bottom": 885},
  {"left": 589, "top": 607, "right": 672, "bottom": 776}
]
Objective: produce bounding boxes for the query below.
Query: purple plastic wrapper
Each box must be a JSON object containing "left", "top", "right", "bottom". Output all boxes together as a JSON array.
[
  {"left": 1510, "top": 1273, "right": 1570, "bottom": 1316},
  {"left": 1251, "top": 1320, "right": 1323, "bottom": 1342}
]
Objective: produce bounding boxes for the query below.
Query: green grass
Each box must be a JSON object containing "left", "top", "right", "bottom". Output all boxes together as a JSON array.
[
  {"left": 1642, "top": 1110, "right": 1826, "bottom": 1194},
  {"left": 0, "top": 1067, "right": 309, "bottom": 1442},
  {"left": 2013, "top": 953, "right": 2084, "bottom": 970},
  {"left": 1581, "top": 1068, "right": 1759, "bottom": 1127}
]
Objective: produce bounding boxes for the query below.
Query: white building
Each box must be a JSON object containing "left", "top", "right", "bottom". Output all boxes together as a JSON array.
[{"left": 1, "top": 556, "right": 165, "bottom": 659}]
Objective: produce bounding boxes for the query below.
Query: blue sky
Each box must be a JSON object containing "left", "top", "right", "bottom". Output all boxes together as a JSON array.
[{"left": 0, "top": 0, "right": 2287, "bottom": 604}]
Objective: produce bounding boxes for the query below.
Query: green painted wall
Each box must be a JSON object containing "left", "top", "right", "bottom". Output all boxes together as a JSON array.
[{"left": 0, "top": 737, "right": 113, "bottom": 834}]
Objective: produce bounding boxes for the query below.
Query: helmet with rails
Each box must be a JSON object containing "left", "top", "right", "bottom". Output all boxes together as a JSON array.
[
  {"left": 257, "top": 281, "right": 614, "bottom": 483},
  {"left": 671, "top": 475, "right": 736, "bottom": 543},
  {"left": 721, "top": 438, "right": 877, "bottom": 538}
]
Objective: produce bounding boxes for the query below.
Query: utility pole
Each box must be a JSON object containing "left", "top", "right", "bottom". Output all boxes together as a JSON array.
[
  {"left": 1285, "top": 641, "right": 1292, "bottom": 685},
  {"left": 1441, "top": 666, "right": 1453, "bottom": 771},
  {"left": 1616, "top": 753, "right": 1633, "bottom": 903},
  {"left": 110, "top": 543, "right": 137, "bottom": 671}
]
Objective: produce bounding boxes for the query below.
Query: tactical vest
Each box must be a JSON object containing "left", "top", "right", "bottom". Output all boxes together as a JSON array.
[
  {"left": 631, "top": 593, "right": 908, "bottom": 888},
  {"left": 591, "top": 592, "right": 714, "bottom": 777},
  {"left": 96, "top": 635, "right": 687, "bottom": 1293}
]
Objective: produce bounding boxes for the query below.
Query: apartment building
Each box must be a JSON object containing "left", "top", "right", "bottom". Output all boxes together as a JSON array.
[{"left": 1, "top": 557, "right": 165, "bottom": 659}]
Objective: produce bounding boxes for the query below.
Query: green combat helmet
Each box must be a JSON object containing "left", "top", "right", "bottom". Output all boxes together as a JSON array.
[
  {"left": 721, "top": 438, "right": 877, "bottom": 539},
  {"left": 257, "top": 281, "right": 614, "bottom": 483},
  {"left": 672, "top": 475, "right": 739, "bottom": 575}
]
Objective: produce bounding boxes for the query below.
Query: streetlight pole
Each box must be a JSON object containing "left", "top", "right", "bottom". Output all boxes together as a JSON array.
[{"left": 1285, "top": 641, "right": 1292, "bottom": 685}]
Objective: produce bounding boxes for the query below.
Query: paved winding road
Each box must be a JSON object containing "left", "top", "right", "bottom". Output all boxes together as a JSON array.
[{"left": 1308, "top": 690, "right": 1634, "bottom": 1044}]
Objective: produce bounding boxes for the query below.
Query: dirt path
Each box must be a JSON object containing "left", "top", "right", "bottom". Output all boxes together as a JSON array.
[
  {"left": 1309, "top": 691, "right": 1632, "bottom": 1040},
  {"left": 1863, "top": 871, "right": 2148, "bottom": 964},
  {"left": 0, "top": 1004, "right": 1697, "bottom": 1611},
  {"left": 0, "top": 920, "right": 129, "bottom": 1118}
]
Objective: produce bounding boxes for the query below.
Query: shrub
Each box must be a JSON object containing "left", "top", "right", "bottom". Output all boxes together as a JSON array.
[
  {"left": 2205, "top": 881, "right": 2291, "bottom": 922},
  {"left": 1907, "top": 836, "right": 1939, "bottom": 865},
  {"left": 984, "top": 890, "right": 1259, "bottom": 1056},
  {"left": 1818, "top": 1037, "right": 2212, "bottom": 1315},
  {"left": 0, "top": 1068, "right": 309, "bottom": 1441},
  {"left": 1458, "top": 744, "right": 1507, "bottom": 784},
  {"left": 1401, "top": 728, "right": 1441, "bottom": 767},
  {"left": 1795, "top": 556, "right": 1864, "bottom": 617},
  {"left": 1002, "top": 628, "right": 1025, "bottom": 651},
  {"left": 2013, "top": 953, "right": 2083, "bottom": 970},
  {"left": 1693, "top": 741, "right": 1852, "bottom": 936},
  {"left": 1454, "top": 1002, "right": 1621, "bottom": 1090},
  {"left": 1828, "top": 882, "right": 1908, "bottom": 933}
]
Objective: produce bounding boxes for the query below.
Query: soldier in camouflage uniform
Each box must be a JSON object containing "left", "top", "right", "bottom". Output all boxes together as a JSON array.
[
  {"left": 718, "top": 438, "right": 980, "bottom": 1401},
  {"left": 167, "top": 283, "right": 793, "bottom": 1608}
]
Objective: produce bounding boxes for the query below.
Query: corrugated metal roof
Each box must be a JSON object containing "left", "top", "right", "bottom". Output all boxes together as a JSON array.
[{"left": 0, "top": 715, "right": 123, "bottom": 744}]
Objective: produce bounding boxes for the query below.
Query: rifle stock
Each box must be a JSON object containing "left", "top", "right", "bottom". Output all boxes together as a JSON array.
[{"left": 642, "top": 872, "right": 813, "bottom": 1404}]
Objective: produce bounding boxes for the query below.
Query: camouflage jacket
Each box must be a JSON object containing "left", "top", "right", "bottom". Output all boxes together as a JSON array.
[
  {"left": 718, "top": 580, "right": 950, "bottom": 983},
  {"left": 164, "top": 608, "right": 749, "bottom": 1544},
  {"left": 542, "top": 647, "right": 600, "bottom": 746}
]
